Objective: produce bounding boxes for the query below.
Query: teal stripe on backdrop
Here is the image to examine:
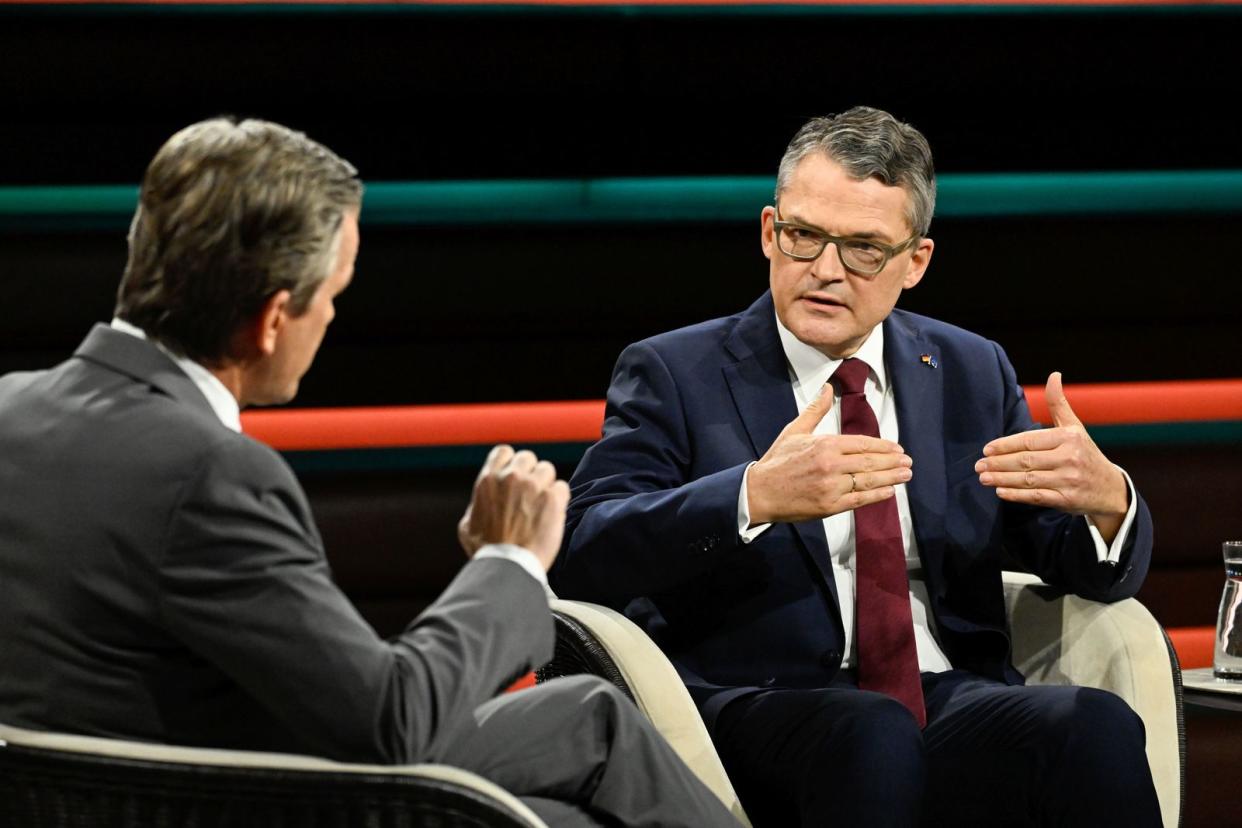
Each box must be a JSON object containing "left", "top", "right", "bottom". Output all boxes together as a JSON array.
[
  {"left": 280, "top": 420, "right": 1242, "bottom": 474},
  {"left": 4, "top": 170, "right": 1242, "bottom": 230}
]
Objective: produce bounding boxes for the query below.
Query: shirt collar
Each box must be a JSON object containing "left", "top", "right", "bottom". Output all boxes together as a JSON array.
[
  {"left": 774, "top": 310, "right": 888, "bottom": 396},
  {"left": 110, "top": 317, "right": 242, "bottom": 433}
]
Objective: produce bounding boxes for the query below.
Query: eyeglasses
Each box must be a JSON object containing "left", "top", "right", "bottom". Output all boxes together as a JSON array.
[{"left": 772, "top": 205, "right": 918, "bottom": 277}]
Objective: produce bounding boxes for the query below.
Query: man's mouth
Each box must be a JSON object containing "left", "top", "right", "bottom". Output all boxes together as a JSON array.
[{"left": 802, "top": 295, "right": 845, "bottom": 310}]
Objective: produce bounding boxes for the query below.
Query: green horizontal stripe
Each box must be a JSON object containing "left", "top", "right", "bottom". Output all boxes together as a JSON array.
[
  {"left": 5, "top": 2, "right": 1242, "bottom": 19},
  {"left": 4, "top": 169, "right": 1242, "bottom": 231},
  {"left": 280, "top": 420, "right": 1241, "bottom": 474},
  {"left": 1087, "top": 420, "right": 1242, "bottom": 449}
]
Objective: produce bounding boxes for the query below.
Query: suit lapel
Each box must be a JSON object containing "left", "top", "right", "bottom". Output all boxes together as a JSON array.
[
  {"left": 884, "top": 312, "right": 947, "bottom": 592},
  {"left": 722, "top": 294, "right": 796, "bottom": 461},
  {"left": 722, "top": 293, "right": 840, "bottom": 610}
]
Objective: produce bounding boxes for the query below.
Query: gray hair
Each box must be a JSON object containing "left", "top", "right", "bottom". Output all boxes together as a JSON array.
[
  {"left": 775, "top": 107, "right": 936, "bottom": 237},
  {"left": 116, "top": 117, "right": 363, "bottom": 363}
]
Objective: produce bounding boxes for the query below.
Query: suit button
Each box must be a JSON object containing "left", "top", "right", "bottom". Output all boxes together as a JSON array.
[{"left": 820, "top": 650, "right": 842, "bottom": 672}]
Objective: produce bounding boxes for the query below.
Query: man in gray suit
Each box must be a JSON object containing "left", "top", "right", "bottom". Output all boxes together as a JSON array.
[{"left": 0, "top": 118, "right": 738, "bottom": 828}]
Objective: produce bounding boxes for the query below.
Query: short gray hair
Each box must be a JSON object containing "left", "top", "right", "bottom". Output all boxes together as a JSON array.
[
  {"left": 775, "top": 107, "right": 936, "bottom": 237},
  {"left": 116, "top": 117, "right": 363, "bottom": 363}
]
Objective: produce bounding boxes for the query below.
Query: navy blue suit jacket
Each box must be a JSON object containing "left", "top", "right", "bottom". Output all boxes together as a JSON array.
[{"left": 551, "top": 293, "right": 1152, "bottom": 727}]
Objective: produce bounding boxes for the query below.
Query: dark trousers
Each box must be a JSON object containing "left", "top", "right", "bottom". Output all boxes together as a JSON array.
[
  {"left": 438, "top": 674, "right": 741, "bottom": 828},
  {"left": 712, "top": 670, "right": 1162, "bottom": 827}
]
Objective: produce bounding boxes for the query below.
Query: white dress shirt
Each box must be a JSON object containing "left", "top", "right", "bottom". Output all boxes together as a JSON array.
[
  {"left": 737, "top": 314, "right": 1138, "bottom": 672},
  {"left": 109, "top": 317, "right": 549, "bottom": 588}
]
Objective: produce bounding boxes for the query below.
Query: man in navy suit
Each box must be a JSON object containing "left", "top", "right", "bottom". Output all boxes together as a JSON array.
[{"left": 551, "top": 107, "right": 1161, "bottom": 826}]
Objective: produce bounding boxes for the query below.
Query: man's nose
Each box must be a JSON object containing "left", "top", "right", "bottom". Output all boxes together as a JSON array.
[{"left": 809, "top": 242, "right": 846, "bottom": 282}]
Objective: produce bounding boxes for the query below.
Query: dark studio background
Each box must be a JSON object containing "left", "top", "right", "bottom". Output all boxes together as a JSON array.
[
  {"left": 3, "top": 5, "right": 1241, "bottom": 404},
  {"left": 2, "top": 4, "right": 1241, "bottom": 823}
]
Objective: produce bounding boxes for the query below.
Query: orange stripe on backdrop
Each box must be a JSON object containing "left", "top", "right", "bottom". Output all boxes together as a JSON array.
[
  {"left": 240, "top": 378, "right": 1242, "bottom": 451},
  {"left": 1168, "top": 626, "right": 1216, "bottom": 669},
  {"left": 1024, "top": 378, "right": 1242, "bottom": 426},
  {"left": 241, "top": 400, "right": 607, "bottom": 451}
]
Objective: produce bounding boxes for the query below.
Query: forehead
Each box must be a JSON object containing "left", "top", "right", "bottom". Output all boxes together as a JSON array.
[{"left": 781, "top": 153, "right": 911, "bottom": 235}]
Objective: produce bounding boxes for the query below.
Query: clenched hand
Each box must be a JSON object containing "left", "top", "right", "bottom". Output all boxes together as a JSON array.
[{"left": 457, "top": 444, "right": 571, "bottom": 571}]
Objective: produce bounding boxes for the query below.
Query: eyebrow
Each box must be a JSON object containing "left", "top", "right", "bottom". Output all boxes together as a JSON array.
[{"left": 782, "top": 212, "right": 891, "bottom": 243}]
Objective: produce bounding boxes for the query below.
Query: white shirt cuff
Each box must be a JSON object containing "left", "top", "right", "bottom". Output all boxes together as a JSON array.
[
  {"left": 1084, "top": 465, "right": 1139, "bottom": 565},
  {"left": 738, "top": 462, "right": 772, "bottom": 543},
  {"left": 473, "top": 543, "right": 549, "bottom": 587}
]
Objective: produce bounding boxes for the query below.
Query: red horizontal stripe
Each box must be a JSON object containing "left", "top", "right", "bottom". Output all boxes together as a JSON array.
[
  {"left": 242, "top": 400, "right": 606, "bottom": 450},
  {"left": 240, "top": 378, "right": 1242, "bottom": 451},
  {"left": 1168, "top": 625, "right": 1214, "bottom": 669},
  {"left": 1024, "top": 378, "right": 1242, "bottom": 425}
]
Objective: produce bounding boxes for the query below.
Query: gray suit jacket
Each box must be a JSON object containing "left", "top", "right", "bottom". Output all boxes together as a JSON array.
[{"left": 0, "top": 324, "right": 553, "bottom": 763}]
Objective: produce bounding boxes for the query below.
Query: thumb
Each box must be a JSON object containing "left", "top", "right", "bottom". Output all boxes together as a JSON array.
[
  {"left": 1045, "top": 371, "right": 1082, "bottom": 428},
  {"left": 785, "top": 382, "right": 835, "bottom": 436}
]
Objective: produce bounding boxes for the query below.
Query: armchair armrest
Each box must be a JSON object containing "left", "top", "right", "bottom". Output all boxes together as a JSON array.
[
  {"left": 0, "top": 721, "right": 547, "bottom": 828},
  {"left": 541, "top": 599, "right": 751, "bottom": 827},
  {"left": 1003, "top": 571, "right": 1184, "bottom": 828}
]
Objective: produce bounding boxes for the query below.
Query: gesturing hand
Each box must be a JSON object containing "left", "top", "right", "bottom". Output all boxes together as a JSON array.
[
  {"left": 746, "top": 383, "right": 913, "bottom": 526},
  {"left": 975, "top": 372, "right": 1128, "bottom": 535},
  {"left": 457, "top": 444, "right": 571, "bottom": 572}
]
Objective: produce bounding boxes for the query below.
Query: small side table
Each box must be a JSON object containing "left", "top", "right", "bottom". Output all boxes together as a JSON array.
[{"left": 1182, "top": 667, "right": 1242, "bottom": 712}]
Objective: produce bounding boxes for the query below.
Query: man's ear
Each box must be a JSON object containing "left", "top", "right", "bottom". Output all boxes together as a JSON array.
[
  {"left": 902, "top": 237, "right": 934, "bottom": 290},
  {"left": 760, "top": 206, "right": 776, "bottom": 261},
  {"left": 253, "top": 289, "right": 292, "bottom": 357}
]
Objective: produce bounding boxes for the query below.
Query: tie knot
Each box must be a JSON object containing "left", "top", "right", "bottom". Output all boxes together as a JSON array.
[{"left": 832, "top": 357, "right": 871, "bottom": 396}]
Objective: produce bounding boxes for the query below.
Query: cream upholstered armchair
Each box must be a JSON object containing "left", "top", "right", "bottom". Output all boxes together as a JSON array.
[
  {"left": 1003, "top": 571, "right": 1184, "bottom": 828},
  {"left": 540, "top": 571, "right": 1184, "bottom": 828},
  {"left": 0, "top": 722, "right": 549, "bottom": 828}
]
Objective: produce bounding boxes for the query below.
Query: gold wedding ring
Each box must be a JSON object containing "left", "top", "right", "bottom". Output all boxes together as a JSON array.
[{"left": 849, "top": 473, "right": 858, "bottom": 493}]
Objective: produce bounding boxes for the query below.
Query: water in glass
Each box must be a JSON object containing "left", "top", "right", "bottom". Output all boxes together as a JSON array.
[{"left": 1214, "top": 541, "right": 1242, "bottom": 680}]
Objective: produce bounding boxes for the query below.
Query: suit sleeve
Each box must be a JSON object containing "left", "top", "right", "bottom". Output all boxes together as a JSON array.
[
  {"left": 155, "top": 436, "right": 554, "bottom": 764},
  {"left": 991, "top": 342, "right": 1153, "bottom": 603},
  {"left": 552, "top": 340, "right": 749, "bottom": 608}
]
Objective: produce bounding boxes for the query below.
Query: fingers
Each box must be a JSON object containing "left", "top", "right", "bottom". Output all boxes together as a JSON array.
[
  {"left": 476, "top": 443, "right": 515, "bottom": 485},
  {"left": 838, "top": 486, "right": 900, "bottom": 512},
  {"left": 838, "top": 436, "right": 906, "bottom": 459},
  {"left": 784, "top": 382, "right": 835, "bottom": 436},
  {"left": 528, "top": 479, "right": 571, "bottom": 572},
  {"left": 983, "top": 428, "right": 1064, "bottom": 457},
  {"left": 499, "top": 448, "right": 538, "bottom": 477},
  {"left": 973, "top": 447, "right": 1062, "bottom": 474},
  {"left": 847, "top": 465, "right": 914, "bottom": 493},
  {"left": 548, "top": 478, "right": 570, "bottom": 509},
  {"left": 837, "top": 450, "right": 913, "bottom": 477},
  {"left": 976, "top": 469, "right": 1064, "bottom": 490},
  {"left": 992, "top": 486, "right": 1069, "bottom": 509},
  {"left": 1045, "top": 371, "right": 1083, "bottom": 429},
  {"left": 463, "top": 445, "right": 570, "bottom": 566},
  {"left": 531, "top": 459, "right": 557, "bottom": 488}
]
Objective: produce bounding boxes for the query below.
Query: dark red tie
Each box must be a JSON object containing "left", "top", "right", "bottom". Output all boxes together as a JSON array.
[{"left": 832, "top": 357, "right": 926, "bottom": 728}]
